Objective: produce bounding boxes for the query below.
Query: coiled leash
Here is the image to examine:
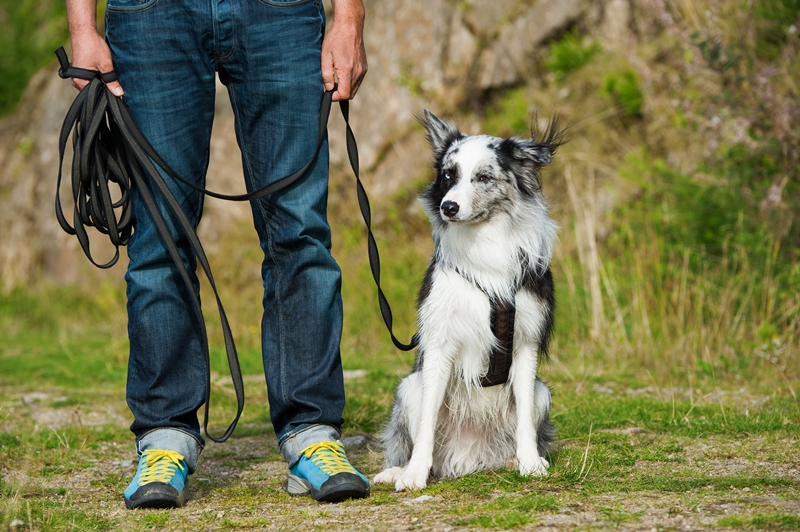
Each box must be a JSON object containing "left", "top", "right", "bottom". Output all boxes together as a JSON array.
[{"left": 54, "top": 47, "right": 417, "bottom": 442}]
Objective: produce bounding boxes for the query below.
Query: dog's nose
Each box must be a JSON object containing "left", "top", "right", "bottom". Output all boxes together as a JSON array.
[{"left": 441, "top": 201, "right": 459, "bottom": 218}]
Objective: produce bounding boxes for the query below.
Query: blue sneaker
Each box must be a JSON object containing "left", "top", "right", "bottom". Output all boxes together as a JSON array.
[
  {"left": 124, "top": 449, "right": 189, "bottom": 509},
  {"left": 287, "top": 441, "right": 370, "bottom": 502}
]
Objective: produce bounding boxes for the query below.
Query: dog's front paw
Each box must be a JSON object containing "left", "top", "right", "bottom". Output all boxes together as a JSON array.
[
  {"left": 518, "top": 455, "right": 549, "bottom": 477},
  {"left": 374, "top": 466, "right": 405, "bottom": 484},
  {"left": 395, "top": 465, "right": 429, "bottom": 491}
]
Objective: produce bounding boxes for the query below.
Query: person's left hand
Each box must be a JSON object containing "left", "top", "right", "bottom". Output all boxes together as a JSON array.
[{"left": 321, "top": 0, "right": 368, "bottom": 101}]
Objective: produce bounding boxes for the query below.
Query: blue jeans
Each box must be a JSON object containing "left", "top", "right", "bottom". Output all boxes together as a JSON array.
[{"left": 105, "top": 0, "right": 345, "bottom": 470}]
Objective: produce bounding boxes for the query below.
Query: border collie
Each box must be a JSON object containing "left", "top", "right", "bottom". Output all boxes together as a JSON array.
[{"left": 373, "top": 110, "right": 565, "bottom": 491}]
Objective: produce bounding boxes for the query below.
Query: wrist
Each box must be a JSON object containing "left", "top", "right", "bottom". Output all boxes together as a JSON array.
[{"left": 68, "top": 18, "right": 102, "bottom": 40}]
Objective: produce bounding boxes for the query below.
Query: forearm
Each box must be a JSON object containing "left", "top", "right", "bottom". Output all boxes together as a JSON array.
[
  {"left": 66, "top": 0, "right": 100, "bottom": 38},
  {"left": 64, "top": 0, "right": 123, "bottom": 94},
  {"left": 323, "top": 0, "right": 367, "bottom": 100}
]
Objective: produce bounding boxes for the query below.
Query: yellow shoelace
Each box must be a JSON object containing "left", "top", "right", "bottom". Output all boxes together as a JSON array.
[
  {"left": 301, "top": 441, "right": 357, "bottom": 476},
  {"left": 138, "top": 449, "right": 185, "bottom": 486}
]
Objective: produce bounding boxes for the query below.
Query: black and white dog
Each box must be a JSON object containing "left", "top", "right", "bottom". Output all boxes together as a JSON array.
[{"left": 374, "top": 110, "right": 565, "bottom": 491}]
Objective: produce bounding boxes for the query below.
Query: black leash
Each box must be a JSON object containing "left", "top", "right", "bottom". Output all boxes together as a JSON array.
[{"left": 54, "top": 47, "right": 417, "bottom": 442}]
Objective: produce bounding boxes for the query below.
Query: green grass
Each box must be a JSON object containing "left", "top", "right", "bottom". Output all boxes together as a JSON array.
[{"left": 718, "top": 513, "right": 800, "bottom": 530}]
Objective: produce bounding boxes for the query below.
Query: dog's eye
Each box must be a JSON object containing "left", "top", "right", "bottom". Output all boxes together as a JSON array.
[
  {"left": 477, "top": 173, "right": 493, "bottom": 183},
  {"left": 444, "top": 171, "right": 452, "bottom": 180}
]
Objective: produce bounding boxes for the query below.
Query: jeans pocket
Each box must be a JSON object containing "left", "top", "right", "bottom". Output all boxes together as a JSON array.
[
  {"left": 106, "top": 0, "right": 159, "bottom": 12},
  {"left": 257, "top": 0, "right": 316, "bottom": 7}
]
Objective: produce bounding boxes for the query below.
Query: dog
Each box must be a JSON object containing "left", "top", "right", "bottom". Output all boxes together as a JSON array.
[{"left": 373, "top": 110, "right": 565, "bottom": 491}]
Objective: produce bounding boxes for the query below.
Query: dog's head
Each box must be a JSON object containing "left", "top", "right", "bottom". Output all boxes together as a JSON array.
[{"left": 419, "top": 110, "right": 565, "bottom": 225}]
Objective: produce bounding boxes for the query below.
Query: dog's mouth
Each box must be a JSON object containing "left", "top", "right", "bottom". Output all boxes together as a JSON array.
[{"left": 441, "top": 213, "right": 463, "bottom": 223}]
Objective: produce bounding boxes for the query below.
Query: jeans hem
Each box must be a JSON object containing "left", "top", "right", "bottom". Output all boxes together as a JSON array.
[
  {"left": 279, "top": 424, "right": 341, "bottom": 468},
  {"left": 136, "top": 428, "right": 204, "bottom": 474}
]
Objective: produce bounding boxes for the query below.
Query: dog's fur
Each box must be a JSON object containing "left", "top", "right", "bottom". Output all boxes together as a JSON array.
[{"left": 373, "top": 110, "right": 566, "bottom": 491}]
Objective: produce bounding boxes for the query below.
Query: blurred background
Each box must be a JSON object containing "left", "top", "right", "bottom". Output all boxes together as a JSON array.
[{"left": 0, "top": 0, "right": 798, "bottom": 419}]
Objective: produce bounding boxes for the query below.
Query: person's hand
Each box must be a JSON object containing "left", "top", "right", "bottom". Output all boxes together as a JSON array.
[
  {"left": 321, "top": 0, "right": 367, "bottom": 101},
  {"left": 69, "top": 30, "right": 124, "bottom": 97}
]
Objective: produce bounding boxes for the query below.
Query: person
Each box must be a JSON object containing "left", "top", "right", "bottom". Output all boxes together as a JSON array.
[{"left": 65, "top": 0, "right": 369, "bottom": 507}]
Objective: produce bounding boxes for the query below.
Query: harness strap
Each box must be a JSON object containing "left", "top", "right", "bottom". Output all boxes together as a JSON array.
[
  {"left": 54, "top": 47, "right": 417, "bottom": 444},
  {"left": 453, "top": 269, "right": 517, "bottom": 386},
  {"left": 480, "top": 296, "right": 516, "bottom": 387}
]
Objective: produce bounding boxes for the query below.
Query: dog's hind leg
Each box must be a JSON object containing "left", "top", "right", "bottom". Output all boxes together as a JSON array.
[{"left": 511, "top": 345, "right": 551, "bottom": 476}]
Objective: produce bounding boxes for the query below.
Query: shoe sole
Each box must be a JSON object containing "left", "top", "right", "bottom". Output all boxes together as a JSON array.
[
  {"left": 288, "top": 472, "right": 370, "bottom": 503},
  {"left": 124, "top": 483, "right": 190, "bottom": 510}
]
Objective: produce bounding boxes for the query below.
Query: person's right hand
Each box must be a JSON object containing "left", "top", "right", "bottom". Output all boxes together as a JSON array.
[{"left": 69, "top": 30, "right": 124, "bottom": 97}]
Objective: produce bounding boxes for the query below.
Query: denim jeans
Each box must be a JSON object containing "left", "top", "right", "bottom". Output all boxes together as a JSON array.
[{"left": 105, "top": 0, "right": 345, "bottom": 469}]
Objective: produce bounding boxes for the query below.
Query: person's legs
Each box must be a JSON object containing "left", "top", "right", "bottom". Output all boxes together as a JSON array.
[
  {"left": 105, "top": 0, "right": 217, "bottom": 507},
  {"left": 219, "top": 0, "right": 367, "bottom": 500}
]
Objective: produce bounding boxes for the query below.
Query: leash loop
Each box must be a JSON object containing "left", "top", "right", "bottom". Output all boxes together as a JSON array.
[
  {"left": 56, "top": 46, "right": 118, "bottom": 83},
  {"left": 55, "top": 47, "right": 418, "bottom": 442}
]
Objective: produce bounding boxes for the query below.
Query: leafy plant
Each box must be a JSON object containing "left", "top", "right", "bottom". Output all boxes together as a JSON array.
[
  {"left": 600, "top": 69, "right": 643, "bottom": 117},
  {"left": 545, "top": 30, "right": 602, "bottom": 82},
  {"left": 753, "top": 0, "right": 800, "bottom": 60}
]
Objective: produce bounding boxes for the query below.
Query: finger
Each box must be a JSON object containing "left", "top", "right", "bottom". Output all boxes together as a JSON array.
[
  {"left": 71, "top": 78, "right": 89, "bottom": 91},
  {"left": 333, "top": 71, "right": 352, "bottom": 101},
  {"left": 349, "top": 62, "right": 367, "bottom": 98},
  {"left": 321, "top": 52, "right": 336, "bottom": 92}
]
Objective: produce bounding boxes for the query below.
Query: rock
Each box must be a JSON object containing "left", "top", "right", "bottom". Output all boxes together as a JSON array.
[
  {"left": 342, "top": 369, "right": 368, "bottom": 381},
  {"left": 340, "top": 434, "right": 375, "bottom": 450},
  {"left": 0, "top": 1, "right": 613, "bottom": 290},
  {"left": 404, "top": 495, "right": 438, "bottom": 504}
]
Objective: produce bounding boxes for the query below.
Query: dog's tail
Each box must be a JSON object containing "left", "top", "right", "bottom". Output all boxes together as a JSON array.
[
  {"left": 537, "top": 408, "right": 557, "bottom": 457},
  {"left": 535, "top": 378, "right": 557, "bottom": 457}
]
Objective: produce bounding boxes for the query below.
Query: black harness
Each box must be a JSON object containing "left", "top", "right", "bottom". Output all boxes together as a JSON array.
[
  {"left": 482, "top": 295, "right": 516, "bottom": 386},
  {"left": 455, "top": 270, "right": 518, "bottom": 387}
]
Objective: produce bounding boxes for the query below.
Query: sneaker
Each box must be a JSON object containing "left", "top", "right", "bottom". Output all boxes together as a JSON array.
[
  {"left": 287, "top": 441, "right": 370, "bottom": 502},
  {"left": 124, "top": 449, "right": 189, "bottom": 509}
]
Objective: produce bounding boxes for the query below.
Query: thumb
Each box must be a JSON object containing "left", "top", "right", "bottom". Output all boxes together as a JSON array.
[{"left": 105, "top": 80, "right": 124, "bottom": 97}]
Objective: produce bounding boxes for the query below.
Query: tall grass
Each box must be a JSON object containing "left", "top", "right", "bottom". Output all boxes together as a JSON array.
[
  {"left": 556, "top": 151, "right": 799, "bottom": 387},
  {"left": 1, "top": 0, "right": 798, "bottom": 395}
]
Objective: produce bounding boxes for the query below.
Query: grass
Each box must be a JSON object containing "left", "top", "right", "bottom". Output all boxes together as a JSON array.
[
  {"left": 718, "top": 513, "right": 800, "bottom": 530},
  {"left": 1, "top": 310, "right": 798, "bottom": 529}
]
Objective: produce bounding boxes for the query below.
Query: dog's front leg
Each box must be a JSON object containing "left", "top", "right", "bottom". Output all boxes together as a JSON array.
[
  {"left": 511, "top": 345, "right": 549, "bottom": 476},
  {"left": 395, "top": 348, "right": 453, "bottom": 491}
]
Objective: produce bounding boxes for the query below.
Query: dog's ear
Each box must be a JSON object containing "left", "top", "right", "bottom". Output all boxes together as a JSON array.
[
  {"left": 498, "top": 138, "right": 545, "bottom": 195},
  {"left": 499, "top": 115, "right": 567, "bottom": 195},
  {"left": 525, "top": 114, "right": 567, "bottom": 166},
  {"left": 418, "top": 109, "right": 462, "bottom": 157}
]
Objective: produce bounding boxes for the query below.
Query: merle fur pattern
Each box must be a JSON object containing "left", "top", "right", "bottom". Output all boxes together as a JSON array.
[{"left": 374, "top": 110, "right": 566, "bottom": 491}]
